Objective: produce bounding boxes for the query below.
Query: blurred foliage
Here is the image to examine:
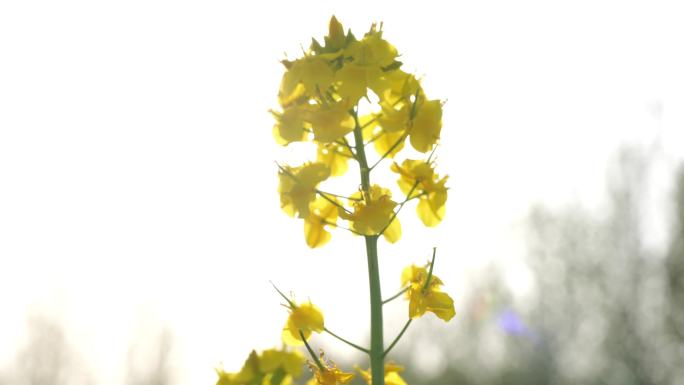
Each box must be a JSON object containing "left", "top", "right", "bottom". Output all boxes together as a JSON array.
[{"left": 396, "top": 146, "right": 684, "bottom": 385}]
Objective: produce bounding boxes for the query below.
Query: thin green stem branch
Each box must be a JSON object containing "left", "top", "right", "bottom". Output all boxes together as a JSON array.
[
  {"left": 424, "top": 247, "right": 437, "bottom": 290},
  {"left": 300, "top": 331, "right": 324, "bottom": 370},
  {"left": 382, "top": 287, "right": 409, "bottom": 305},
  {"left": 383, "top": 319, "right": 412, "bottom": 358},
  {"left": 323, "top": 328, "right": 370, "bottom": 354},
  {"left": 369, "top": 133, "right": 408, "bottom": 171},
  {"left": 317, "top": 190, "right": 363, "bottom": 201}
]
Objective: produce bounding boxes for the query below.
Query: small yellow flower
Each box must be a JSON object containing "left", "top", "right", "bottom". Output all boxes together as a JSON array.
[
  {"left": 340, "top": 185, "right": 401, "bottom": 243},
  {"left": 391, "top": 160, "right": 448, "bottom": 227},
  {"left": 271, "top": 105, "right": 309, "bottom": 145},
  {"left": 278, "top": 163, "right": 330, "bottom": 219},
  {"left": 356, "top": 363, "right": 408, "bottom": 385},
  {"left": 402, "top": 264, "right": 455, "bottom": 321},
  {"left": 282, "top": 301, "right": 325, "bottom": 346},
  {"left": 307, "top": 353, "right": 355, "bottom": 385}
]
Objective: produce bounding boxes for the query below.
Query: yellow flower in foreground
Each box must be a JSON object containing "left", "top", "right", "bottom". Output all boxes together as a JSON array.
[
  {"left": 340, "top": 185, "right": 401, "bottom": 243},
  {"left": 391, "top": 159, "right": 448, "bottom": 227},
  {"left": 216, "top": 348, "right": 304, "bottom": 385},
  {"left": 307, "top": 353, "right": 355, "bottom": 385},
  {"left": 282, "top": 301, "right": 325, "bottom": 346},
  {"left": 303, "top": 197, "right": 339, "bottom": 248},
  {"left": 401, "top": 264, "right": 455, "bottom": 321},
  {"left": 357, "top": 363, "right": 408, "bottom": 385},
  {"left": 278, "top": 163, "right": 330, "bottom": 218}
]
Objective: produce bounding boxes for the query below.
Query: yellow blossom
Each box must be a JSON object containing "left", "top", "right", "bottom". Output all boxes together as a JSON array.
[
  {"left": 303, "top": 197, "right": 339, "bottom": 248},
  {"left": 344, "top": 26, "right": 398, "bottom": 68},
  {"left": 304, "top": 102, "right": 355, "bottom": 144},
  {"left": 272, "top": 105, "right": 309, "bottom": 145},
  {"left": 356, "top": 363, "right": 408, "bottom": 385},
  {"left": 278, "top": 163, "right": 330, "bottom": 218},
  {"left": 340, "top": 185, "right": 401, "bottom": 243},
  {"left": 282, "top": 301, "right": 325, "bottom": 346},
  {"left": 307, "top": 354, "right": 354, "bottom": 385},
  {"left": 401, "top": 264, "right": 455, "bottom": 321},
  {"left": 280, "top": 56, "right": 334, "bottom": 103},
  {"left": 391, "top": 160, "right": 448, "bottom": 227}
]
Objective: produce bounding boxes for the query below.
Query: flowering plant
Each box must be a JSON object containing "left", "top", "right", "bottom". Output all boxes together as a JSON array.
[{"left": 217, "top": 17, "right": 455, "bottom": 385}]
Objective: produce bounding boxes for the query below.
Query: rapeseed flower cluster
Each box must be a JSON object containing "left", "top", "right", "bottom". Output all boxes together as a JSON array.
[{"left": 219, "top": 17, "right": 457, "bottom": 385}]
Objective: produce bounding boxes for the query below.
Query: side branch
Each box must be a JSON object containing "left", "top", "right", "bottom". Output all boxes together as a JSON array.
[
  {"left": 383, "top": 319, "right": 412, "bottom": 358},
  {"left": 382, "top": 287, "right": 408, "bottom": 305},
  {"left": 324, "top": 328, "right": 370, "bottom": 354}
]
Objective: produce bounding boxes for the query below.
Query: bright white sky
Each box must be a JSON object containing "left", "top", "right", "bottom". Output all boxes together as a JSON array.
[{"left": 1, "top": 1, "right": 684, "bottom": 384}]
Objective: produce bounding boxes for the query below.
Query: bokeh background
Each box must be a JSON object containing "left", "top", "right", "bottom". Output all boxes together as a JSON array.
[{"left": 2, "top": 1, "right": 684, "bottom": 384}]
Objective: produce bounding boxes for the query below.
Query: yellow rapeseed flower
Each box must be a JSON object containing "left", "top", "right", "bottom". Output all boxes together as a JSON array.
[
  {"left": 282, "top": 301, "right": 325, "bottom": 346},
  {"left": 401, "top": 264, "right": 455, "bottom": 321},
  {"left": 391, "top": 160, "right": 448, "bottom": 227},
  {"left": 340, "top": 185, "right": 401, "bottom": 243},
  {"left": 278, "top": 163, "right": 330, "bottom": 219},
  {"left": 306, "top": 353, "right": 355, "bottom": 385}
]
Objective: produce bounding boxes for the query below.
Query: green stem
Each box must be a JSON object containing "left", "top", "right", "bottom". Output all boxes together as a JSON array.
[
  {"left": 365, "top": 235, "right": 385, "bottom": 385},
  {"left": 382, "top": 287, "right": 409, "bottom": 305},
  {"left": 324, "top": 328, "right": 370, "bottom": 354},
  {"left": 300, "top": 330, "right": 324, "bottom": 370},
  {"left": 352, "top": 109, "right": 385, "bottom": 385}
]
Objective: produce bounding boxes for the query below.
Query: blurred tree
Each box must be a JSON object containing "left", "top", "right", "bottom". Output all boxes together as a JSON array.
[
  {"left": 125, "top": 323, "right": 178, "bottom": 385},
  {"left": 8, "top": 315, "right": 93, "bottom": 385}
]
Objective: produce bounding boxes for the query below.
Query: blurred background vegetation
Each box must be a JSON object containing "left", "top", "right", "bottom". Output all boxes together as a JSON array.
[{"left": 2, "top": 142, "right": 682, "bottom": 385}]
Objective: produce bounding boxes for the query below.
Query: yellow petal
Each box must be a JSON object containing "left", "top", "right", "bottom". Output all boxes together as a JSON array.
[
  {"left": 304, "top": 218, "right": 332, "bottom": 248},
  {"left": 425, "top": 290, "right": 456, "bottom": 321},
  {"left": 382, "top": 217, "right": 401, "bottom": 244},
  {"left": 409, "top": 100, "right": 442, "bottom": 153},
  {"left": 417, "top": 198, "right": 446, "bottom": 227}
]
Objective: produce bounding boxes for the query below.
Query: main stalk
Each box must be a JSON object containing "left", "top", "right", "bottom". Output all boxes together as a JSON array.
[{"left": 352, "top": 114, "right": 385, "bottom": 385}]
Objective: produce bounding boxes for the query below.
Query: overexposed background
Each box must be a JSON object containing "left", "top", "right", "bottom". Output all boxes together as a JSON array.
[{"left": 1, "top": 1, "right": 684, "bottom": 384}]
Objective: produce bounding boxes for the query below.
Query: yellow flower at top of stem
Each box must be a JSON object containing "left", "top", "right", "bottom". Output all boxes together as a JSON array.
[
  {"left": 401, "top": 264, "right": 455, "bottom": 321},
  {"left": 282, "top": 300, "right": 325, "bottom": 346}
]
